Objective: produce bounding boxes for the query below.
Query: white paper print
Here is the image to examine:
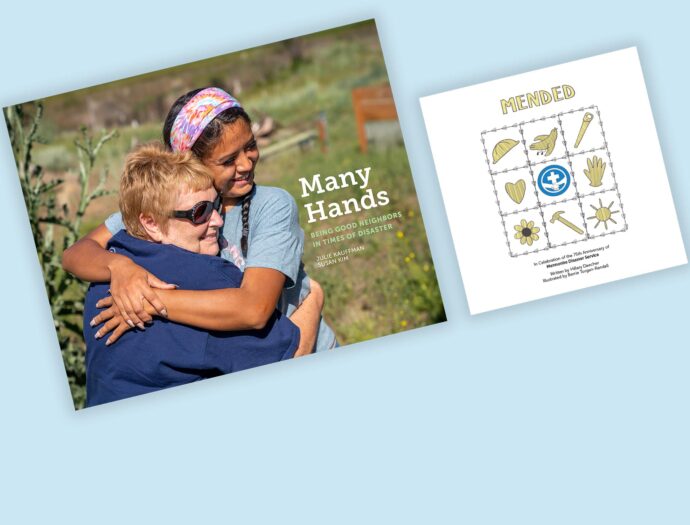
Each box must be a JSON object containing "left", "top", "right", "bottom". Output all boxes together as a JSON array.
[{"left": 421, "top": 48, "right": 686, "bottom": 314}]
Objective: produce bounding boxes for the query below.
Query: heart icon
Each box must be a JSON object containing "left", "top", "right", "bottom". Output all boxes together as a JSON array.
[{"left": 505, "top": 179, "right": 526, "bottom": 204}]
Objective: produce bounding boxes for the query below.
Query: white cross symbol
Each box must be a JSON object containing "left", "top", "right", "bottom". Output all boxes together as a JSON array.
[{"left": 546, "top": 171, "right": 563, "bottom": 189}]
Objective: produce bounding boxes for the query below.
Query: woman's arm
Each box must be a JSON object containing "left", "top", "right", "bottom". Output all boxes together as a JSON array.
[
  {"left": 65, "top": 224, "right": 286, "bottom": 332},
  {"left": 93, "top": 266, "right": 287, "bottom": 333},
  {"left": 62, "top": 224, "right": 121, "bottom": 282},
  {"left": 154, "top": 267, "right": 286, "bottom": 331},
  {"left": 62, "top": 224, "right": 173, "bottom": 328},
  {"left": 289, "top": 279, "right": 324, "bottom": 357},
  {"left": 155, "top": 274, "right": 324, "bottom": 342},
  {"left": 94, "top": 272, "right": 325, "bottom": 348}
]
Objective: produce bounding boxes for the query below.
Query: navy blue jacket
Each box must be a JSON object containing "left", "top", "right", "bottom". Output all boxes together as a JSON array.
[{"left": 84, "top": 231, "right": 300, "bottom": 407}]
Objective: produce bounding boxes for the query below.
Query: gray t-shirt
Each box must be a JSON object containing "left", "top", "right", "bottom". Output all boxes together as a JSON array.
[{"left": 105, "top": 185, "right": 337, "bottom": 351}]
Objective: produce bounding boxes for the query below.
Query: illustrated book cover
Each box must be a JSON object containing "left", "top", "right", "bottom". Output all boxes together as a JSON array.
[{"left": 420, "top": 48, "right": 686, "bottom": 314}]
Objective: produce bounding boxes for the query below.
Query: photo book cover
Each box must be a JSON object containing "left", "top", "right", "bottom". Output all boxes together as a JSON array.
[{"left": 4, "top": 19, "right": 445, "bottom": 409}]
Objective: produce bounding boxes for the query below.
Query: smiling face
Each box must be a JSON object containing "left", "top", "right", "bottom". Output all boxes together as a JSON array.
[
  {"left": 202, "top": 118, "right": 259, "bottom": 204},
  {"left": 160, "top": 186, "right": 224, "bottom": 255}
]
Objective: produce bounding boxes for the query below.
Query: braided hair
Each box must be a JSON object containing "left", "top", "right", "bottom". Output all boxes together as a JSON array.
[
  {"left": 240, "top": 195, "right": 251, "bottom": 257},
  {"left": 163, "top": 87, "right": 254, "bottom": 258}
]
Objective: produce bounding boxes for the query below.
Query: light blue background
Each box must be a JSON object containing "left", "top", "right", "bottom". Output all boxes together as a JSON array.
[{"left": 1, "top": 1, "right": 688, "bottom": 523}]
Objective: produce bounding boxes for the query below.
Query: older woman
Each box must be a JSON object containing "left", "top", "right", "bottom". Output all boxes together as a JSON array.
[{"left": 83, "top": 144, "right": 299, "bottom": 407}]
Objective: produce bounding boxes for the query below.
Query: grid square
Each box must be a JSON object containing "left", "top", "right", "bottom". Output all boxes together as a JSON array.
[
  {"left": 505, "top": 213, "right": 548, "bottom": 257},
  {"left": 482, "top": 105, "right": 627, "bottom": 257},
  {"left": 522, "top": 116, "right": 565, "bottom": 165},
  {"left": 493, "top": 167, "right": 540, "bottom": 216},
  {"left": 531, "top": 161, "right": 578, "bottom": 205},
  {"left": 560, "top": 108, "right": 606, "bottom": 152},
  {"left": 571, "top": 149, "right": 616, "bottom": 197},
  {"left": 582, "top": 190, "right": 627, "bottom": 237},
  {"left": 541, "top": 200, "right": 588, "bottom": 248},
  {"left": 482, "top": 126, "right": 527, "bottom": 174}
]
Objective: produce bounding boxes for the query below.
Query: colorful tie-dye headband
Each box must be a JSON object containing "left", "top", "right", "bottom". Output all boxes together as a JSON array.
[{"left": 170, "top": 87, "right": 242, "bottom": 152}]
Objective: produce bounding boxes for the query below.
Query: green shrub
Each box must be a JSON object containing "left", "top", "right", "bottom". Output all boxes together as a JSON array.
[{"left": 5, "top": 102, "right": 116, "bottom": 409}]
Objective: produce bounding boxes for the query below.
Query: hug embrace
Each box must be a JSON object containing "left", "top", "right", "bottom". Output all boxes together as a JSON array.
[{"left": 62, "top": 87, "right": 337, "bottom": 407}]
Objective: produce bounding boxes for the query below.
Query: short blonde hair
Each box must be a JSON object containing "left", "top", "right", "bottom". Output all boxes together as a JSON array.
[{"left": 119, "top": 142, "right": 215, "bottom": 239}]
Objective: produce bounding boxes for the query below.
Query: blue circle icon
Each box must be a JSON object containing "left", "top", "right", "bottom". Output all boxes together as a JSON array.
[{"left": 537, "top": 164, "right": 571, "bottom": 197}]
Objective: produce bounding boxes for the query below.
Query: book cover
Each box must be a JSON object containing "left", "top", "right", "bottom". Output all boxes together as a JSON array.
[
  {"left": 421, "top": 48, "right": 686, "bottom": 314},
  {"left": 4, "top": 20, "right": 445, "bottom": 409}
]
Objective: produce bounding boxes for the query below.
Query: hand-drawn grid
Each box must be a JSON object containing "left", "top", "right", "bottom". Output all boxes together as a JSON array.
[{"left": 481, "top": 106, "right": 628, "bottom": 257}]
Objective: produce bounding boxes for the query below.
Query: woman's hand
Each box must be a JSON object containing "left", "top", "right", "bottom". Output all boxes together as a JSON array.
[
  {"left": 91, "top": 295, "right": 158, "bottom": 345},
  {"left": 61, "top": 223, "right": 175, "bottom": 329},
  {"left": 92, "top": 300, "right": 134, "bottom": 346},
  {"left": 107, "top": 257, "right": 175, "bottom": 329}
]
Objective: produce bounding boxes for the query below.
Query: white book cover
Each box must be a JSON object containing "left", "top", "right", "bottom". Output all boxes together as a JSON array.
[{"left": 420, "top": 48, "right": 686, "bottom": 314}]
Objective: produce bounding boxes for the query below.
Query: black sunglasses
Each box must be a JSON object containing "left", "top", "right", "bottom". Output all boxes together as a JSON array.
[{"left": 170, "top": 194, "right": 222, "bottom": 225}]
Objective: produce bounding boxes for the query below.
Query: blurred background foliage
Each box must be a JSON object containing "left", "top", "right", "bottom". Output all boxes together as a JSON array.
[
  {"left": 5, "top": 20, "right": 444, "bottom": 409},
  {"left": 5, "top": 102, "right": 116, "bottom": 408}
]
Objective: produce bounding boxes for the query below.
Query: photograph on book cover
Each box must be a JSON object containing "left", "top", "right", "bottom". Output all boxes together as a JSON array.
[
  {"left": 4, "top": 19, "right": 445, "bottom": 409},
  {"left": 420, "top": 48, "right": 686, "bottom": 314}
]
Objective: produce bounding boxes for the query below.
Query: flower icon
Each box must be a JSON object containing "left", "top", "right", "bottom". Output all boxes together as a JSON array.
[{"left": 514, "top": 219, "right": 540, "bottom": 246}]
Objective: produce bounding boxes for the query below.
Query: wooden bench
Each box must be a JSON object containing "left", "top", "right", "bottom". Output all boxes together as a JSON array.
[
  {"left": 351, "top": 84, "right": 398, "bottom": 153},
  {"left": 260, "top": 129, "right": 318, "bottom": 159}
]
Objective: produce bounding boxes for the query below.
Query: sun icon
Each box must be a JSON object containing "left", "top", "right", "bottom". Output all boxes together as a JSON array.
[
  {"left": 587, "top": 198, "right": 620, "bottom": 230},
  {"left": 514, "top": 219, "right": 540, "bottom": 246}
]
